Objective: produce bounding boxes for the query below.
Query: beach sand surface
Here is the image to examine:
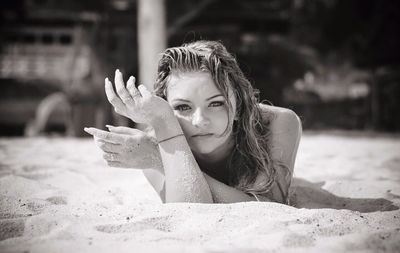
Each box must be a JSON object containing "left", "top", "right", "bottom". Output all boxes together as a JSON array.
[{"left": 0, "top": 131, "right": 399, "bottom": 253}]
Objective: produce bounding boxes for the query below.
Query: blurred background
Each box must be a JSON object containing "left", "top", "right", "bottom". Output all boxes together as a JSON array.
[{"left": 0, "top": 0, "right": 399, "bottom": 137}]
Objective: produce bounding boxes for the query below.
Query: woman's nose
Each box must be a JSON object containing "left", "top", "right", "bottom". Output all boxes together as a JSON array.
[{"left": 192, "top": 109, "right": 210, "bottom": 128}]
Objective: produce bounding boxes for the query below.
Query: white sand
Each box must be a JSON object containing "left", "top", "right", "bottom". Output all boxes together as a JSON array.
[{"left": 0, "top": 131, "right": 399, "bottom": 253}]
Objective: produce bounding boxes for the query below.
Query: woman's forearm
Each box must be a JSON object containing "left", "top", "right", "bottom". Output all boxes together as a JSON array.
[
  {"left": 142, "top": 169, "right": 166, "bottom": 203},
  {"left": 152, "top": 117, "right": 213, "bottom": 203},
  {"left": 143, "top": 163, "right": 269, "bottom": 204},
  {"left": 202, "top": 173, "right": 271, "bottom": 203}
]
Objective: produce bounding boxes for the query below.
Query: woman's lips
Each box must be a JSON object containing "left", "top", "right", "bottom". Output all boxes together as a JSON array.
[{"left": 192, "top": 133, "right": 213, "bottom": 138}]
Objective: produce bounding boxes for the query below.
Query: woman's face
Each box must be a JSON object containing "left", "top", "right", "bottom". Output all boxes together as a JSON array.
[{"left": 166, "top": 71, "right": 236, "bottom": 157}]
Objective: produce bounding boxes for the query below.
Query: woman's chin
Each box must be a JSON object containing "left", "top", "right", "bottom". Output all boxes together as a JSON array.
[
  {"left": 190, "top": 143, "right": 216, "bottom": 157},
  {"left": 189, "top": 135, "right": 233, "bottom": 159}
]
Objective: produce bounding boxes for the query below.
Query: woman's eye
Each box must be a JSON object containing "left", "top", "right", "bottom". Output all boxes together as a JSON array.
[
  {"left": 174, "top": 104, "right": 191, "bottom": 112},
  {"left": 210, "top": 101, "right": 224, "bottom": 107}
]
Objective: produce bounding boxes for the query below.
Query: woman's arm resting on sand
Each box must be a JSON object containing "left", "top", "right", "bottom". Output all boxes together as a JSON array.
[
  {"left": 152, "top": 116, "right": 213, "bottom": 203},
  {"left": 202, "top": 173, "right": 271, "bottom": 203},
  {"left": 143, "top": 164, "right": 267, "bottom": 203}
]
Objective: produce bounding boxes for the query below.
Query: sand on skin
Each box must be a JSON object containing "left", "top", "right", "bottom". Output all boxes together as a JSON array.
[{"left": 0, "top": 131, "right": 399, "bottom": 253}]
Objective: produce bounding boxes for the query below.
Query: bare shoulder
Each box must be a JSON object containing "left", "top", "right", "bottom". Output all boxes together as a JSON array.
[
  {"left": 259, "top": 103, "right": 302, "bottom": 135},
  {"left": 259, "top": 103, "right": 302, "bottom": 174}
]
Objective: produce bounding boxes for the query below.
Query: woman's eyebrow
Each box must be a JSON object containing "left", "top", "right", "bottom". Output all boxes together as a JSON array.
[
  {"left": 171, "top": 98, "right": 191, "bottom": 103},
  {"left": 206, "top": 94, "right": 223, "bottom": 101},
  {"left": 171, "top": 94, "right": 223, "bottom": 103}
]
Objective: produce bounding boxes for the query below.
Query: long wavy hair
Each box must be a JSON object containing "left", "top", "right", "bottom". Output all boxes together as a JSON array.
[{"left": 154, "top": 40, "right": 284, "bottom": 198}]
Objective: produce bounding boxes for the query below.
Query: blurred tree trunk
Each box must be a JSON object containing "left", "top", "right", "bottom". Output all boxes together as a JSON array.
[{"left": 138, "top": 0, "right": 166, "bottom": 91}]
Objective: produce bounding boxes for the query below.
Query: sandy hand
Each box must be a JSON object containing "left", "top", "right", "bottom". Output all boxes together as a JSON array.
[
  {"left": 84, "top": 126, "right": 162, "bottom": 170},
  {"left": 105, "top": 69, "right": 173, "bottom": 126}
]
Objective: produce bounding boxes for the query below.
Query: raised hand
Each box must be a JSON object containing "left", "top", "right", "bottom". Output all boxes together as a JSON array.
[
  {"left": 84, "top": 126, "right": 162, "bottom": 170},
  {"left": 105, "top": 69, "right": 173, "bottom": 126}
]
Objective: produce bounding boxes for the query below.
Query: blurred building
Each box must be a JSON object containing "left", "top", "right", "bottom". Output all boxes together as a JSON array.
[{"left": 0, "top": 0, "right": 137, "bottom": 136}]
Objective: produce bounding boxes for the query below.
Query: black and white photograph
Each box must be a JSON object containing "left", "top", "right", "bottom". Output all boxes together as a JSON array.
[{"left": 1, "top": 0, "right": 399, "bottom": 252}]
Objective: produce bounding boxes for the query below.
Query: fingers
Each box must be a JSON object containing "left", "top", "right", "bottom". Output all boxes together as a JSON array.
[
  {"left": 95, "top": 139, "right": 122, "bottom": 153},
  {"left": 105, "top": 78, "right": 127, "bottom": 115},
  {"left": 103, "top": 152, "right": 121, "bottom": 161},
  {"left": 138, "top": 84, "right": 152, "bottom": 98},
  {"left": 127, "top": 76, "right": 141, "bottom": 99},
  {"left": 84, "top": 127, "right": 124, "bottom": 144},
  {"left": 114, "top": 69, "right": 134, "bottom": 104},
  {"left": 106, "top": 125, "right": 142, "bottom": 136},
  {"left": 102, "top": 153, "right": 125, "bottom": 167}
]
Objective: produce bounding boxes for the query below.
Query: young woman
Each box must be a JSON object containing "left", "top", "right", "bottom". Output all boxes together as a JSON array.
[{"left": 85, "top": 40, "right": 302, "bottom": 204}]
